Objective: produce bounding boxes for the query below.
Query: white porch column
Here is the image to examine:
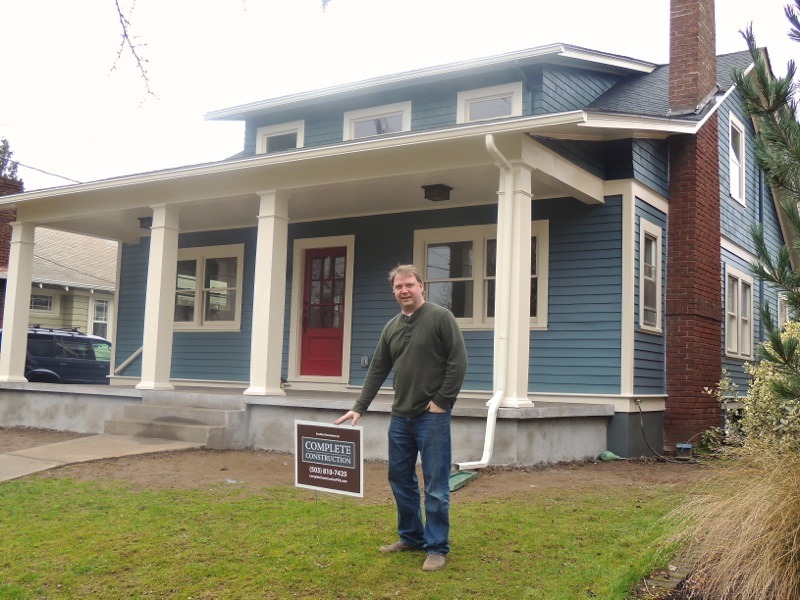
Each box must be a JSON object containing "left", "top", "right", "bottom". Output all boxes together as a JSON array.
[
  {"left": 0, "top": 222, "right": 36, "bottom": 382},
  {"left": 136, "top": 205, "right": 180, "bottom": 390},
  {"left": 494, "top": 163, "right": 534, "bottom": 407},
  {"left": 245, "top": 191, "right": 289, "bottom": 396}
]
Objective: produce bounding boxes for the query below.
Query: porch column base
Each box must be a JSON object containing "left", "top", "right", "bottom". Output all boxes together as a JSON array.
[
  {"left": 244, "top": 386, "right": 286, "bottom": 397},
  {"left": 0, "top": 376, "right": 29, "bottom": 384},
  {"left": 136, "top": 381, "right": 175, "bottom": 391},
  {"left": 494, "top": 396, "right": 534, "bottom": 408}
]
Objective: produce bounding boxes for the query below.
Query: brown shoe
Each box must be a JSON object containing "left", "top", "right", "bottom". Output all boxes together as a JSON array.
[
  {"left": 379, "top": 540, "right": 419, "bottom": 553},
  {"left": 422, "top": 554, "right": 446, "bottom": 571}
]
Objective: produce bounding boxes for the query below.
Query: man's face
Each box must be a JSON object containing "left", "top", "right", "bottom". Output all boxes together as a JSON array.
[{"left": 393, "top": 272, "right": 425, "bottom": 313}]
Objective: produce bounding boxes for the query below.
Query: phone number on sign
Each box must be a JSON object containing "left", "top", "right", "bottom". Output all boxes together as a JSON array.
[{"left": 309, "top": 466, "right": 348, "bottom": 477}]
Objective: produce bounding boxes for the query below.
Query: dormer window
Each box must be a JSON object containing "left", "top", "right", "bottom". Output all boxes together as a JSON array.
[
  {"left": 343, "top": 102, "right": 412, "bottom": 141},
  {"left": 256, "top": 121, "right": 305, "bottom": 154},
  {"left": 457, "top": 82, "right": 523, "bottom": 124}
]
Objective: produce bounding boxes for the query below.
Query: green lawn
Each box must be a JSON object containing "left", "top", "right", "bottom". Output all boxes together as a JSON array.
[{"left": 0, "top": 477, "right": 684, "bottom": 599}]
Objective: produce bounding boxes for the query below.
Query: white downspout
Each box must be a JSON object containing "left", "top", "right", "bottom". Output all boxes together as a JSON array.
[{"left": 456, "top": 134, "right": 512, "bottom": 471}]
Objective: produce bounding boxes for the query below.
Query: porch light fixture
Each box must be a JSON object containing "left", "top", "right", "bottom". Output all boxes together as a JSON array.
[
  {"left": 422, "top": 184, "right": 453, "bottom": 202},
  {"left": 138, "top": 216, "right": 153, "bottom": 229}
]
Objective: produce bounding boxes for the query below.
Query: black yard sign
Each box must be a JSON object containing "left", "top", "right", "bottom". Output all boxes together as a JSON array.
[{"left": 295, "top": 420, "right": 363, "bottom": 497}]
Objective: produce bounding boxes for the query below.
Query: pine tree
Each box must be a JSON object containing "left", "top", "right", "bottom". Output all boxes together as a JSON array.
[{"left": 0, "top": 138, "right": 21, "bottom": 183}]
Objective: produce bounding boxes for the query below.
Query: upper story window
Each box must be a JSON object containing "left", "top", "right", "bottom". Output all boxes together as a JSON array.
[
  {"left": 639, "top": 220, "right": 663, "bottom": 333},
  {"left": 174, "top": 244, "right": 244, "bottom": 331},
  {"left": 725, "top": 265, "right": 753, "bottom": 359},
  {"left": 256, "top": 121, "right": 305, "bottom": 154},
  {"left": 414, "top": 221, "right": 549, "bottom": 329},
  {"left": 457, "top": 82, "right": 523, "bottom": 124},
  {"left": 729, "top": 113, "right": 746, "bottom": 205},
  {"left": 343, "top": 102, "right": 412, "bottom": 141},
  {"left": 778, "top": 294, "right": 791, "bottom": 328}
]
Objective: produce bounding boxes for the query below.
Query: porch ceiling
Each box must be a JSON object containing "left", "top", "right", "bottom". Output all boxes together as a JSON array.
[{"left": 8, "top": 127, "right": 582, "bottom": 243}]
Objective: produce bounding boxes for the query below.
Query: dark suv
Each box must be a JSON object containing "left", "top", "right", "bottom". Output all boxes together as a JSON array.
[{"left": 0, "top": 326, "right": 112, "bottom": 384}]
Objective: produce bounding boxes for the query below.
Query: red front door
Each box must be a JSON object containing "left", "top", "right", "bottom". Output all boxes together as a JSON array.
[{"left": 300, "top": 247, "right": 346, "bottom": 376}]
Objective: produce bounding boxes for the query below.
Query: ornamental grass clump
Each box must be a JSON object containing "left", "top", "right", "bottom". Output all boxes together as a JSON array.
[{"left": 667, "top": 320, "right": 800, "bottom": 599}]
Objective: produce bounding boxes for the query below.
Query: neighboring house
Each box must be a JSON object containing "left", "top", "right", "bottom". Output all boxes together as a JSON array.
[
  {"left": 0, "top": 0, "right": 787, "bottom": 459},
  {"left": 0, "top": 184, "right": 117, "bottom": 339}
]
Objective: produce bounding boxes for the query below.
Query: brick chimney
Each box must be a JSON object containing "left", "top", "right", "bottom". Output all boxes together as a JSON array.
[
  {"left": 665, "top": 0, "right": 723, "bottom": 451},
  {"left": 669, "top": 0, "right": 717, "bottom": 114}
]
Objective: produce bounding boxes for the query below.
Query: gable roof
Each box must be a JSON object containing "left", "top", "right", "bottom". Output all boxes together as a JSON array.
[{"left": 587, "top": 50, "right": 754, "bottom": 120}]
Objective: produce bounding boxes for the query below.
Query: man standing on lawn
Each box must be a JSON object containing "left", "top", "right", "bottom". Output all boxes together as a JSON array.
[{"left": 335, "top": 264, "right": 467, "bottom": 572}]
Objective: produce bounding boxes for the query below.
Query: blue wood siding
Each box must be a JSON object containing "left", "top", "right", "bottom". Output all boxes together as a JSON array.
[
  {"left": 531, "top": 196, "right": 623, "bottom": 394},
  {"left": 634, "top": 200, "right": 667, "bottom": 395},
  {"left": 117, "top": 199, "right": 628, "bottom": 394},
  {"left": 632, "top": 139, "right": 669, "bottom": 197},
  {"left": 114, "top": 240, "right": 149, "bottom": 377},
  {"left": 114, "top": 229, "right": 257, "bottom": 382},
  {"left": 719, "top": 91, "right": 761, "bottom": 253},
  {"left": 539, "top": 66, "right": 620, "bottom": 114}
]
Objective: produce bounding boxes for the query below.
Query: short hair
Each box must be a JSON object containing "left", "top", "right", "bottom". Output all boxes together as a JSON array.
[{"left": 388, "top": 264, "right": 423, "bottom": 286}]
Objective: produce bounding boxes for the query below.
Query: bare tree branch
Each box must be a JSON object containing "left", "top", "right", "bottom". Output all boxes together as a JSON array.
[{"left": 112, "top": 0, "right": 155, "bottom": 98}]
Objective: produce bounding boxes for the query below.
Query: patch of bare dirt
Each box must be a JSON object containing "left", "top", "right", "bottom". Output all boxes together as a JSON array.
[{"left": 0, "top": 427, "right": 702, "bottom": 501}]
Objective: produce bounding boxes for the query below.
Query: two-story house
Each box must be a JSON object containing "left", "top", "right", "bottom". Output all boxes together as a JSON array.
[{"left": 0, "top": 0, "right": 787, "bottom": 463}]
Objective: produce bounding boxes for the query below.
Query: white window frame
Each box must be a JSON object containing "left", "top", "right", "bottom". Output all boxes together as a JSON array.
[
  {"left": 778, "top": 293, "right": 791, "bottom": 328},
  {"left": 256, "top": 120, "right": 305, "bottom": 154},
  {"left": 413, "top": 221, "right": 549, "bottom": 330},
  {"left": 174, "top": 244, "right": 245, "bottom": 331},
  {"left": 639, "top": 220, "right": 663, "bottom": 333},
  {"left": 343, "top": 101, "right": 412, "bottom": 141},
  {"left": 91, "top": 296, "right": 112, "bottom": 339},
  {"left": 457, "top": 82, "right": 523, "bottom": 124},
  {"left": 729, "top": 112, "right": 746, "bottom": 205},
  {"left": 725, "top": 265, "right": 754, "bottom": 359},
  {"left": 29, "top": 291, "right": 60, "bottom": 316}
]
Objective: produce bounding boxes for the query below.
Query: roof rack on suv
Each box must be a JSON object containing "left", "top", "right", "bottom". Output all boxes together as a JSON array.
[{"left": 30, "top": 325, "right": 86, "bottom": 335}]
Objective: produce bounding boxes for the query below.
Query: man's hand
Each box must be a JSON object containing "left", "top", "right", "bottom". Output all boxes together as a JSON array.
[
  {"left": 334, "top": 411, "right": 361, "bottom": 426},
  {"left": 428, "top": 401, "right": 446, "bottom": 414}
]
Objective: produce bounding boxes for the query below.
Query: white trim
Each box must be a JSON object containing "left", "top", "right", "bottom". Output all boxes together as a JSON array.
[
  {"left": 530, "top": 392, "right": 665, "bottom": 413},
  {"left": 728, "top": 112, "right": 746, "bottom": 205},
  {"left": 288, "top": 235, "right": 355, "bottom": 385},
  {"left": 721, "top": 235, "right": 758, "bottom": 264},
  {"left": 90, "top": 295, "right": 113, "bottom": 339},
  {"left": 778, "top": 293, "right": 790, "bottom": 328},
  {"left": 343, "top": 101, "right": 412, "bottom": 141},
  {"left": 639, "top": 220, "right": 663, "bottom": 334},
  {"left": 413, "top": 221, "right": 549, "bottom": 330},
  {"left": 457, "top": 82, "right": 523, "bottom": 124},
  {"left": 256, "top": 120, "right": 305, "bottom": 154},
  {"left": 724, "top": 264, "right": 754, "bottom": 360},
  {"left": 173, "top": 243, "right": 245, "bottom": 331}
]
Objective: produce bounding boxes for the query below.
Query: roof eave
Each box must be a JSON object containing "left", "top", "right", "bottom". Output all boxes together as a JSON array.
[{"left": 206, "top": 44, "right": 656, "bottom": 122}]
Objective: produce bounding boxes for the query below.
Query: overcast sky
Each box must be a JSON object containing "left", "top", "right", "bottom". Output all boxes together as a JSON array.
[{"left": 1, "top": 0, "right": 797, "bottom": 191}]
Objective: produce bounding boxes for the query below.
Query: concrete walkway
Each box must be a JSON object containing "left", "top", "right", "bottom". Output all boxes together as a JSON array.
[{"left": 0, "top": 434, "right": 202, "bottom": 483}]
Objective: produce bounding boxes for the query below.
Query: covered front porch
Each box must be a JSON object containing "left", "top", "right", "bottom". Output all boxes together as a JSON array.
[{"left": 0, "top": 382, "right": 614, "bottom": 465}]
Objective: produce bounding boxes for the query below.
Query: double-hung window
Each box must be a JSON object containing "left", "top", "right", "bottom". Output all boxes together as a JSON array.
[
  {"left": 256, "top": 121, "right": 304, "bottom": 154},
  {"left": 343, "top": 102, "right": 411, "bottom": 141},
  {"left": 639, "top": 220, "right": 663, "bottom": 332},
  {"left": 174, "top": 244, "right": 244, "bottom": 331},
  {"left": 778, "top": 294, "right": 791, "bottom": 328},
  {"left": 729, "top": 113, "right": 746, "bottom": 204},
  {"left": 92, "top": 298, "right": 110, "bottom": 338},
  {"left": 414, "top": 222, "right": 549, "bottom": 329},
  {"left": 457, "top": 82, "right": 523, "bottom": 124},
  {"left": 725, "top": 265, "right": 753, "bottom": 358}
]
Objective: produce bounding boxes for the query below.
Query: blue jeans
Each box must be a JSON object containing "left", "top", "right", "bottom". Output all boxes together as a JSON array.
[{"left": 387, "top": 409, "right": 451, "bottom": 556}]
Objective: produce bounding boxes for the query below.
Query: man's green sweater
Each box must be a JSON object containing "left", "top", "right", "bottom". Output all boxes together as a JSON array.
[{"left": 352, "top": 302, "right": 467, "bottom": 417}]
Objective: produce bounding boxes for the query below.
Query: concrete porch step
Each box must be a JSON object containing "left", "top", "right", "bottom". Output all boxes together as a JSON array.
[
  {"left": 121, "top": 403, "right": 240, "bottom": 427},
  {"left": 104, "top": 402, "right": 251, "bottom": 449}
]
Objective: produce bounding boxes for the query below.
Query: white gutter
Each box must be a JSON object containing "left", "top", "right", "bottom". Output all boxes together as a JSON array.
[{"left": 456, "top": 133, "right": 512, "bottom": 471}]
